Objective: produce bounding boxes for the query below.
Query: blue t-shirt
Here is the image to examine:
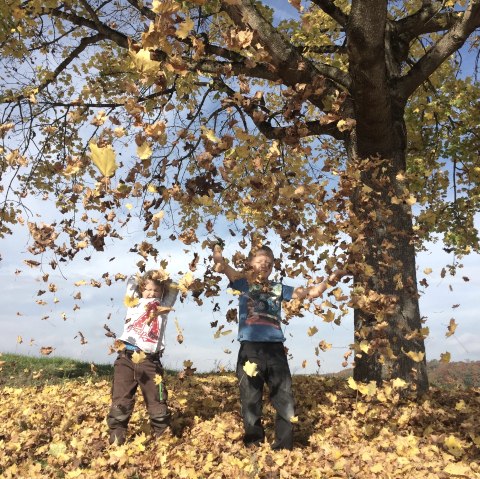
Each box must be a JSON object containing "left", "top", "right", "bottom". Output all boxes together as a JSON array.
[{"left": 230, "top": 278, "right": 294, "bottom": 342}]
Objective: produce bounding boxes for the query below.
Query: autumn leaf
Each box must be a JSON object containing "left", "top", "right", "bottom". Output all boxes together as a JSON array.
[
  {"left": 177, "top": 271, "right": 194, "bottom": 294},
  {"left": 131, "top": 350, "right": 146, "bottom": 364},
  {"left": 403, "top": 350, "right": 425, "bottom": 362},
  {"left": 89, "top": 142, "right": 117, "bottom": 177},
  {"left": 243, "top": 360, "right": 258, "bottom": 377},
  {"left": 176, "top": 17, "right": 194, "bottom": 39},
  {"left": 444, "top": 435, "right": 464, "bottom": 458},
  {"left": 137, "top": 142, "right": 152, "bottom": 160},
  {"left": 446, "top": 318, "right": 457, "bottom": 337},
  {"left": 129, "top": 48, "right": 160, "bottom": 74},
  {"left": 307, "top": 326, "right": 318, "bottom": 337},
  {"left": 440, "top": 351, "right": 451, "bottom": 363},
  {"left": 40, "top": 346, "right": 54, "bottom": 355},
  {"left": 124, "top": 295, "right": 139, "bottom": 307}
]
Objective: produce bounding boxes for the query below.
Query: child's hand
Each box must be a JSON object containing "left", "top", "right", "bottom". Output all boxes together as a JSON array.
[{"left": 213, "top": 244, "right": 224, "bottom": 261}]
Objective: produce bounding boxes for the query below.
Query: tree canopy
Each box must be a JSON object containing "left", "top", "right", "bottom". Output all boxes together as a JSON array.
[{"left": 1, "top": 0, "right": 480, "bottom": 391}]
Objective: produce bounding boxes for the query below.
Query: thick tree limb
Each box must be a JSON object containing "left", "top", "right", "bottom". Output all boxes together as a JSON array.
[
  {"left": 397, "top": 1, "right": 480, "bottom": 101},
  {"left": 310, "top": 0, "right": 348, "bottom": 27},
  {"left": 220, "top": 0, "right": 351, "bottom": 91},
  {"left": 396, "top": 9, "right": 461, "bottom": 40}
]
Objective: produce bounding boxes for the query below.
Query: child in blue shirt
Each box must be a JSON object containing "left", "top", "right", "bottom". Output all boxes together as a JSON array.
[{"left": 213, "top": 243, "right": 345, "bottom": 450}]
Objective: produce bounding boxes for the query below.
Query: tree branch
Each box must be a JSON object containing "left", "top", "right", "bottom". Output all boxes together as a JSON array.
[
  {"left": 397, "top": 1, "right": 480, "bottom": 101},
  {"left": 1, "top": 34, "right": 105, "bottom": 104},
  {"left": 220, "top": 0, "right": 350, "bottom": 91},
  {"left": 396, "top": 5, "right": 462, "bottom": 41},
  {"left": 48, "top": 6, "right": 130, "bottom": 49},
  {"left": 219, "top": 80, "right": 345, "bottom": 141},
  {"left": 310, "top": 0, "right": 348, "bottom": 27}
]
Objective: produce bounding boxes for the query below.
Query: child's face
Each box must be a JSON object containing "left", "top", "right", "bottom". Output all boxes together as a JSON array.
[
  {"left": 249, "top": 252, "right": 274, "bottom": 281},
  {"left": 142, "top": 280, "right": 164, "bottom": 299}
]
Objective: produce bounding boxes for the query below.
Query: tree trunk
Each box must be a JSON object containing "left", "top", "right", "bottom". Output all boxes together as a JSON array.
[{"left": 348, "top": 112, "right": 429, "bottom": 394}]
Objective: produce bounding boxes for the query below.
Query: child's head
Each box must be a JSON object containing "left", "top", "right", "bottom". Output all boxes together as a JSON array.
[
  {"left": 138, "top": 271, "right": 169, "bottom": 299},
  {"left": 247, "top": 245, "right": 275, "bottom": 281}
]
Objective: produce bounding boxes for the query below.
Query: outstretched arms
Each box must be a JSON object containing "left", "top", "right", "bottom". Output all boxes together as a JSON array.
[{"left": 292, "top": 269, "right": 348, "bottom": 300}]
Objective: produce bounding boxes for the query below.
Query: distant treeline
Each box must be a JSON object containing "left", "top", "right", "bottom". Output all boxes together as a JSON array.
[{"left": 427, "top": 360, "right": 480, "bottom": 389}]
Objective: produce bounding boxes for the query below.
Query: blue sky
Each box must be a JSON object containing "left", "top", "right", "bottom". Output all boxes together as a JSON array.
[{"left": 1, "top": 206, "right": 479, "bottom": 374}]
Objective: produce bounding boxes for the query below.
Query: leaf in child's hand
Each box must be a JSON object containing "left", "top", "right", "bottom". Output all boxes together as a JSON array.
[
  {"left": 124, "top": 295, "right": 139, "bottom": 307},
  {"left": 243, "top": 360, "right": 258, "bottom": 377},
  {"left": 132, "top": 351, "right": 146, "bottom": 364}
]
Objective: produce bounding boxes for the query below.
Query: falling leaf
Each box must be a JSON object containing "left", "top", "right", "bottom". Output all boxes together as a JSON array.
[
  {"left": 154, "top": 374, "right": 163, "bottom": 385},
  {"left": 243, "top": 360, "right": 258, "bottom": 377},
  {"left": 137, "top": 142, "right": 152, "bottom": 160},
  {"left": 89, "top": 142, "right": 117, "bottom": 177},
  {"left": 40, "top": 346, "right": 54, "bottom": 355},
  {"left": 440, "top": 351, "right": 451, "bottom": 363},
  {"left": 178, "top": 271, "right": 194, "bottom": 294},
  {"left": 446, "top": 318, "right": 457, "bottom": 337},
  {"left": 307, "top": 326, "right": 318, "bottom": 337},
  {"left": 423, "top": 267, "right": 432, "bottom": 274},
  {"left": 290, "top": 416, "right": 299, "bottom": 423},
  {"left": 403, "top": 350, "right": 425, "bottom": 362},
  {"left": 131, "top": 350, "right": 146, "bottom": 364},
  {"left": 124, "top": 295, "right": 139, "bottom": 307}
]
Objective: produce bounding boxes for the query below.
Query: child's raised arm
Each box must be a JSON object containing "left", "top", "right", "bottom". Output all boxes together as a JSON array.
[
  {"left": 292, "top": 269, "right": 348, "bottom": 300},
  {"left": 212, "top": 244, "right": 243, "bottom": 283}
]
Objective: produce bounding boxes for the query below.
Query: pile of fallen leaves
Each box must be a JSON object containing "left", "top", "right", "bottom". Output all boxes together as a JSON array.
[{"left": 0, "top": 373, "right": 478, "bottom": 478}]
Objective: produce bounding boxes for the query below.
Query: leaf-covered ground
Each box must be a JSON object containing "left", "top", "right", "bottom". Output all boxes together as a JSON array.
[{"left": 0, "top": 374, "right": 479, "bottom": 478}]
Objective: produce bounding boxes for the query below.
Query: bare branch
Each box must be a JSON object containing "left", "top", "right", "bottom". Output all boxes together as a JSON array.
[
  {"left": 397, "top": 1, "right": 480, "bottom": 101},
  {"left": 1, "top": 34, "right": 105, "bottom": 104},
  {"left": 310, "top": 0, "right": 348, "bottom": 27},
  {"left": 48, "top": 6, "right": 130, "bottom": 49}
]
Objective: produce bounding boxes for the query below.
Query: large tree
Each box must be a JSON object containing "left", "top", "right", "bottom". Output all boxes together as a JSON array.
[{"left": 1, "top": 1, "right": 480, "bottom": 393}]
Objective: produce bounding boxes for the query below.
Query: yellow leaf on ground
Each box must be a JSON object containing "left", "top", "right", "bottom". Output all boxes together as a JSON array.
[{"left": 443, "top": 463, "right": 471, "bottom": 477}]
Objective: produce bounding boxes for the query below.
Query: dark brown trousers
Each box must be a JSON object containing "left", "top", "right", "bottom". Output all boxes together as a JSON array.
[{"left": 107, "top": 351, "right": 169, "bottom": 443}]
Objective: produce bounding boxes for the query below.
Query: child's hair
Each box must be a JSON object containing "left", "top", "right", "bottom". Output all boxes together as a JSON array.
[
  {"left": 137, "top": 270, "right": 170, "bottom": 293},
  {"left": 247, "top": 245, "right": 275, "bottom": 262}
]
